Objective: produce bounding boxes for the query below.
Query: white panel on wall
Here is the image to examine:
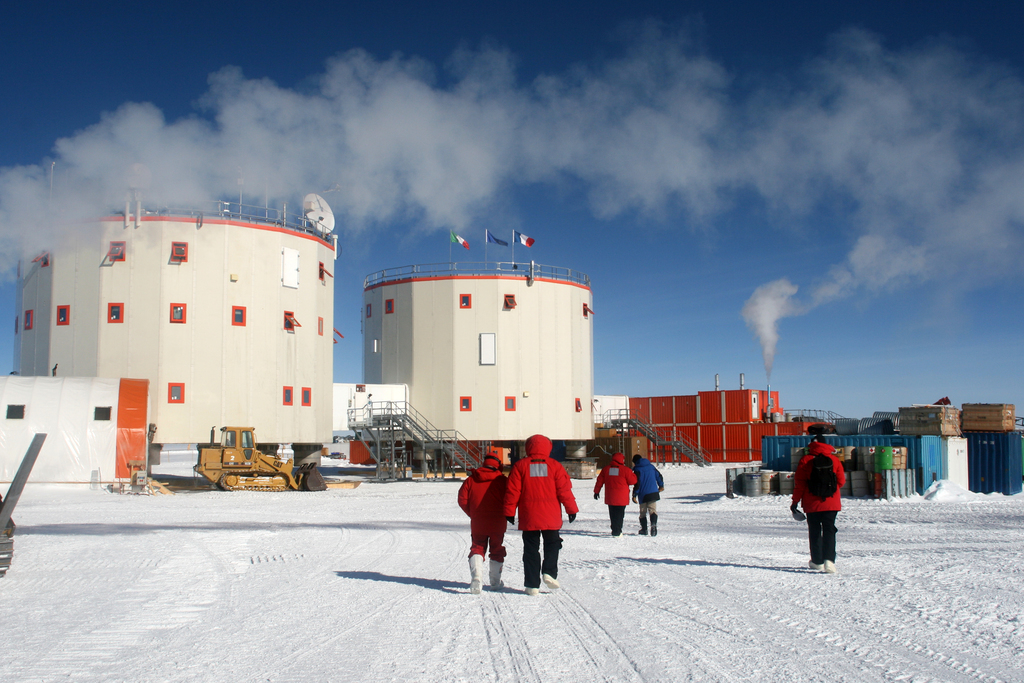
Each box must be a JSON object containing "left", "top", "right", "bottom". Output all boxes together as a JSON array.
[
  {"left": 480, "top": 333, "right": 496, "bottom": 365},
  {"left": 282, "top": 248, "right": 300, "bottom": 288}
]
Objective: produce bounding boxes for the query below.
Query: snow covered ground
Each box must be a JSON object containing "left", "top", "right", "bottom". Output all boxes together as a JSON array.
[{"left": 3, "top": 459, "right": 1023, "bottom": 683}]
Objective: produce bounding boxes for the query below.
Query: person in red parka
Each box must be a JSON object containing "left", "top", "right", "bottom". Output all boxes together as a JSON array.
[
  {"left": 458, "top": 454, "right": 508, "bottom": 593},
  {"left": 503, "top": 435, "right": 579, "bottom": 595},
  {"left": 593, "top": 452, "right": 637, "bottom": 537},
  {"left": 791, "top": 435, "right": 846, "bottom": 573}
]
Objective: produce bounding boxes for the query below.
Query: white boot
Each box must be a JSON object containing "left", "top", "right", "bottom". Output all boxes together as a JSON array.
[
  {"left": 469, "top": 554, "right": 485, "bottom": 594},
  {"left": 488, "top": 560, "right": 504, "bottom": 590}
]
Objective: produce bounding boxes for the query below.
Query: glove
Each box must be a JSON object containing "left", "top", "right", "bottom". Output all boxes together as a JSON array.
[
  {"left": 790, "top": 503, "right": 798, "bottom": 513},
  {"left": 568, "top": 513, "right": 576, "bottom": 523},
  {"left": 506, "top": 516, "right": 515, "bottom": 525},
  {"left": 790, "top": 504, "right": 806, "bottom": 522},
  {"left": 631, "top": 496, "right": 637, "bottom": 504},
  {"left": 593, "top": 493, "right": 599, "bottom": 500}
]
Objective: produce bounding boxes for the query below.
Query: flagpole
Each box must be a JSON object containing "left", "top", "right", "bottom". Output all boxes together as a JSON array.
[
  {"left": 449, "top": 237, "right": 452, "bottom": 265},
  {"left": 484, "top": 229, "right": 488, "bottom": 266},
  {"left": 511, "top": 229, "right": 515, "bottom": 266}
]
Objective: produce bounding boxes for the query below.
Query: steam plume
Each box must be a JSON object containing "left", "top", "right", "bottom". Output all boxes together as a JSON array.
[{"left": 741, "top": 279, "right": 803, "bottom": 381}]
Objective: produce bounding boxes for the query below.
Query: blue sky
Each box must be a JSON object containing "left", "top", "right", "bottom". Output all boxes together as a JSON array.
[{"left": 2, "top": 1, "right": 1022, "bottom": 419}]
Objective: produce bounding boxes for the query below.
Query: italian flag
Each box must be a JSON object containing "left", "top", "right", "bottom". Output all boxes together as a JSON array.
[
  {"left": 514, "top": 230, "right": 535, "bottom": 247},
  {"left": 450, "top": 231, "right": 469, "bottom": 249}
]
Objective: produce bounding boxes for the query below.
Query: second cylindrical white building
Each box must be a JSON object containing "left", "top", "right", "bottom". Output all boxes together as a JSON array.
[{"left": 363, "top": 263, "right": 594, "bottom": 442}]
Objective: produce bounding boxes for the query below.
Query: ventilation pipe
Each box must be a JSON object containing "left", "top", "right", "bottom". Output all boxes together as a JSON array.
[
  {"left": 715, "top": 374, "right": 719, "bottom": 390},
  {"left": 740, "top": 373, "right": 745, "bottom": 390},
  {"left": 124, "top": 195, "right": 131, "bottom": 230},
  {"left": 134, "top": 195, "right": 142, "bottom": 230}
]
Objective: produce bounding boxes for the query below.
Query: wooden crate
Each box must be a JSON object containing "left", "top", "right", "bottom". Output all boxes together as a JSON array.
[
  {"left": 898, "top": 406, "right": 961, "bottom": 436},
  {"left": 961, "top": 404, "right": 1015, "bottom": 432},
  {"left": 563, "top": 458, "right": 597, "bottom": 480}
]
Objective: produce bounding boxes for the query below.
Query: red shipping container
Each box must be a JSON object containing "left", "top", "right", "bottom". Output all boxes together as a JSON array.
[
  {"left": 724, "top": 424, "right": 751, "bottom": 450},
  {"left": 630, "top": 396, "right": 651, "bottom": 422},
  {"left": 750, "top": 423, "right": 777, "bottom": 453},
  {"left": 724, "top": 390, "right": 760, "bottom": 423},
  {"left": 349, "top": 440, "right": 374, "bottom": 465},
  {"left": 674, "top": 395, "right": 698, "bottom": 424},
  {"left": 650, "top": 396, "right": 674, "bottom": 424},
  {"left": 698, "top": 391, "right": 723, "bottom": 423},
  {"left": 723, "top": 450, "right": 757, "bottom": 463},
  {"left": 776, "top": 422, "right": 809, "bottom": 436},
  {"left": 677, "top": 425, "right": 698, "bottom": 445},
  {"left": 699, "top": 424, "right": 724, "bottom": 451}
]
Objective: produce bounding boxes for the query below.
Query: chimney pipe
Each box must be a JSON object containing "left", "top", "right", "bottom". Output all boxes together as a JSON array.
[
  {"left": 715, "top": 374, "right": 719, "bottom": 391},
  {"left": 740, "top": 373, "right": 745, "bottom": 390}
]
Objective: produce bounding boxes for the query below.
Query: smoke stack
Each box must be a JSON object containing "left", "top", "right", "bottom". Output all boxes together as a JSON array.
[
  {"left": 715, "top": 374, "right": 719, "bottom": 391},
  {"left": 740, "top": 373, "right": 745, "bottom": 390}
]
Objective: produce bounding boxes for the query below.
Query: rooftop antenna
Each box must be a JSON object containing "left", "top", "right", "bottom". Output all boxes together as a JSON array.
[{"left": 303, "top": 193, "right": 335, "bottom": 235}]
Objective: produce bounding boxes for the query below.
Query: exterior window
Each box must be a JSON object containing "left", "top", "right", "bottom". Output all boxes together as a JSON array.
[
  {"left": 505, "top": 397, "right": 516, "bottom": 411},
  {"left": 23, "top": 310, "right": 33, "bottom": 331},
  {"left": 284, "top": 311, "right": 300, "bottom": 330},
  {"left": 301, "top": 387, "right": 312, "bottom": 406},
  {"left": 170, "top": 242, "right": 188, "bottom": 263},
  {"left": 108, "top": 304, "right": 124, "bottom": 323},
  {"left": 385, "top": 299, "right": 394, "bottom": 314},
  {"left": 108, "top": 241, "right": 126, "bottom": 262},
  {"left": 57, "top": 305, "right": 70, "bottom": 325},
  {"left": 480, "top": 333, "right": 496, "bottom": 365},
  {"left": 94, "top": 406, "right": 112, "bottom": 421},
  {"left": 460, "top": 397, "right": 472, "bottom": 412},
  {"left": 583, "top": 303, "right": 591, "bottom": 318},
  {"left": 503, "top": 294, "right": 516, "bottom": 310},
  {"left": 318, "top": 317, "right": 324, "bottom": 336},
  {"left": 170, "top": 303, "right": 186, "bottom": 323},
  {"left": 168, "top": 383, "right": 185, "bottom": 404},
  {"left": 7, "top": 405, "right": 25, "bottom": 419},
  {"left": 366, "top": 303, "right": 372, "bottom": 318},
  {"left": 319, "top": 261, "right": 332, "bottom": 282},
  {"left": 283, "top": 386, "right": 293, "bottom": 406},
  {"left": 232, "top": 306, "right": 246, "bottom": 326},
  {"left": 575, "top": 398, "right": 583, "bottom": 413},
  {"left": 460, "top": 294, "right": 472, "bottom": 309},
  {"left": 33, "top": 251, "right": 50, "bottom": 267}
]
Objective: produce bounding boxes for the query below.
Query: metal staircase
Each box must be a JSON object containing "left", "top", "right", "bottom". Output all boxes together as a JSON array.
[
  {"left": 348, "top": 401, "right": 480, "bottom": 480},
  {"left": 602, "top": 409, "right": 713, "bottom": 467}
]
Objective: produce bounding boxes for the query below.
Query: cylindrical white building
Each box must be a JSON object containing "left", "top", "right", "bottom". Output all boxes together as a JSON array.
[
  {"left": 14, "top": 203, "right": 336, "bottom": 457},
  {"left": 362, "top": 262, "right": 594, "bottom": 442}
]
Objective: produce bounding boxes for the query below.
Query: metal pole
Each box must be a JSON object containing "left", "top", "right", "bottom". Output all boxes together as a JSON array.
[{"left": 0, "top": 434, "right": 47, "bottom": 532}]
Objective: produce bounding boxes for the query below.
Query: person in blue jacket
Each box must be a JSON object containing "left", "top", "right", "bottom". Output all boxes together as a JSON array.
[{"left": 631, "top": 455, "right": 664, "bottom": 536}]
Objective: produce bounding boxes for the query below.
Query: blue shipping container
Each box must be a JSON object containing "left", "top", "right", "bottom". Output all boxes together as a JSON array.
[
  {"left": 965, "top": 432, "right": 1023, "bottom": 495},
  {"left": 762, "top": 435, "right": 926, "bottom": 492}
]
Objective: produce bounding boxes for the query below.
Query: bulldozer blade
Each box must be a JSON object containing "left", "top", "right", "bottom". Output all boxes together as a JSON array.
[{"left": 298, "top": 463, "right": 327, "bottom": 492}]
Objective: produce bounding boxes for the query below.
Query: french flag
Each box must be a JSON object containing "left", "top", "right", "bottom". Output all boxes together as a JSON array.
[{"left": 514, "top": 230, "right": 535, "bottom": 247}]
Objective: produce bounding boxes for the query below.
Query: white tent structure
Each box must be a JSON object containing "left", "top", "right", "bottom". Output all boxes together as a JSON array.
[{"left": 0, "top": 377, "right": 149, "bottom": 483}]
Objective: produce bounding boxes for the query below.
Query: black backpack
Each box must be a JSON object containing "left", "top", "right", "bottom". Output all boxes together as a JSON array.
[{"left": 807, "top": 452, "right": 838, "bottom": 499}]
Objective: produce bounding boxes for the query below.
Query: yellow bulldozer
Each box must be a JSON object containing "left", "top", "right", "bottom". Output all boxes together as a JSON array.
[{"left": 195, "top": 427, "right": 326, "bottom": 492}]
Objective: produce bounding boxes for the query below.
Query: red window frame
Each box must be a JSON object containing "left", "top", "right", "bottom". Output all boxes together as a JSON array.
[
  {"left": 366, "top": 303, "right": 372, "bottom": 318},
  {"left": 108, "top": 241, "right": 126, "bottom": 262},
  {"left": 575, "top": 398, "right": 583, "bottom": 412},
  {"left": 168, "top": 383, "right": 185, "bottom": 404},
  {"left": 231, "top": 306, "right": 246, "bottom": 326},
  {"left": 385, "top": 299, "right": 394, "bottom": 314},
  {"left": 503, "top": 294, "right": 516, "bottom": 310},
  {"left": 107, "top": 303, "right": 124, "bottom": 323},
  {"left": 23, "top": 310, "right": 33, "bottom": 330},
  {"left": 583, "top": 303, "right": 590, "bottom": 318},
  {"left": 318, "top": 317, "right": 324, "bottom": 336},
  {"left": 301, "top": 387, "right": 312, "bottom": 406},
  {"left": 460, "top": 396, "right": 472, "bottom": 412},
  {"left": 170, "top": 241, "right": 188, "bottom": 263},
  {"left": 56, "top": 305, "right": 70, "bottom": 326},
  {"left": 459, "top": 294, "right": 472, "bottom": 309},
  {"left": 319, "top": 261, "right": 333, "bottom": 282},
  {"left": 170, "top": 303, "right": 187, "bottom": 324},
  {"left": 505, "top": 396, "right": 516, "bottom": 411},
  {"left": 284, "top": 311, "right": 301, "bottom": 330},
  {"left": 283, "top": 386, "right": 293, "bottom": 406}
]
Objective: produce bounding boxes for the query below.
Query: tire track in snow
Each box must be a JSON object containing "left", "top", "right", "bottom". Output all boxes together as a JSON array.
[
  {"left": 479, "top": 592, "right": 544, "bottom": 683},
  {"left": 547, "top": 590, "right": 647, "bottom": 683}
]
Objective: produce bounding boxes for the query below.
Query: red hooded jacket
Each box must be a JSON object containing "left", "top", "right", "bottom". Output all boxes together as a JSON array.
[
  {"left": 458, "top": 463, "right": 508, "bottom": 535},
  {"left": 503, "top": 435, "right": 579, "bottom": 531},
  {"left": 594, "top": 453, "right": 637, "bottom": 506},
  {"left": 792, "top": 440, "right": 846, "bottom": 513}
]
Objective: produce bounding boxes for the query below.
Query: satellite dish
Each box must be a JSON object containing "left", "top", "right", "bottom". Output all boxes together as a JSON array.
[{"left": 303, "top": 193, "right": 335, "bottom": 234}]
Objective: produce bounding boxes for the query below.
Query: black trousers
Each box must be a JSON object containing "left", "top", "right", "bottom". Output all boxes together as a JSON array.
[
  {"left": 522, "top": 530, "right": 562, "bottom": 589},
  {"left": 608, "top": 505, "right": 626, "bottom": 535},
  {"left": 806, "top": 510, "right": 838, "bottom": 564}
]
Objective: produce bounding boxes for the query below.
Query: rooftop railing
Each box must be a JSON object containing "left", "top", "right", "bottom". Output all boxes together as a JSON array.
[
  {"left": 127, "top": 200, "right": 331, "bottom": 241},
  {"left": 363, "top": 261, "right": 590, "bottom": 289}
]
